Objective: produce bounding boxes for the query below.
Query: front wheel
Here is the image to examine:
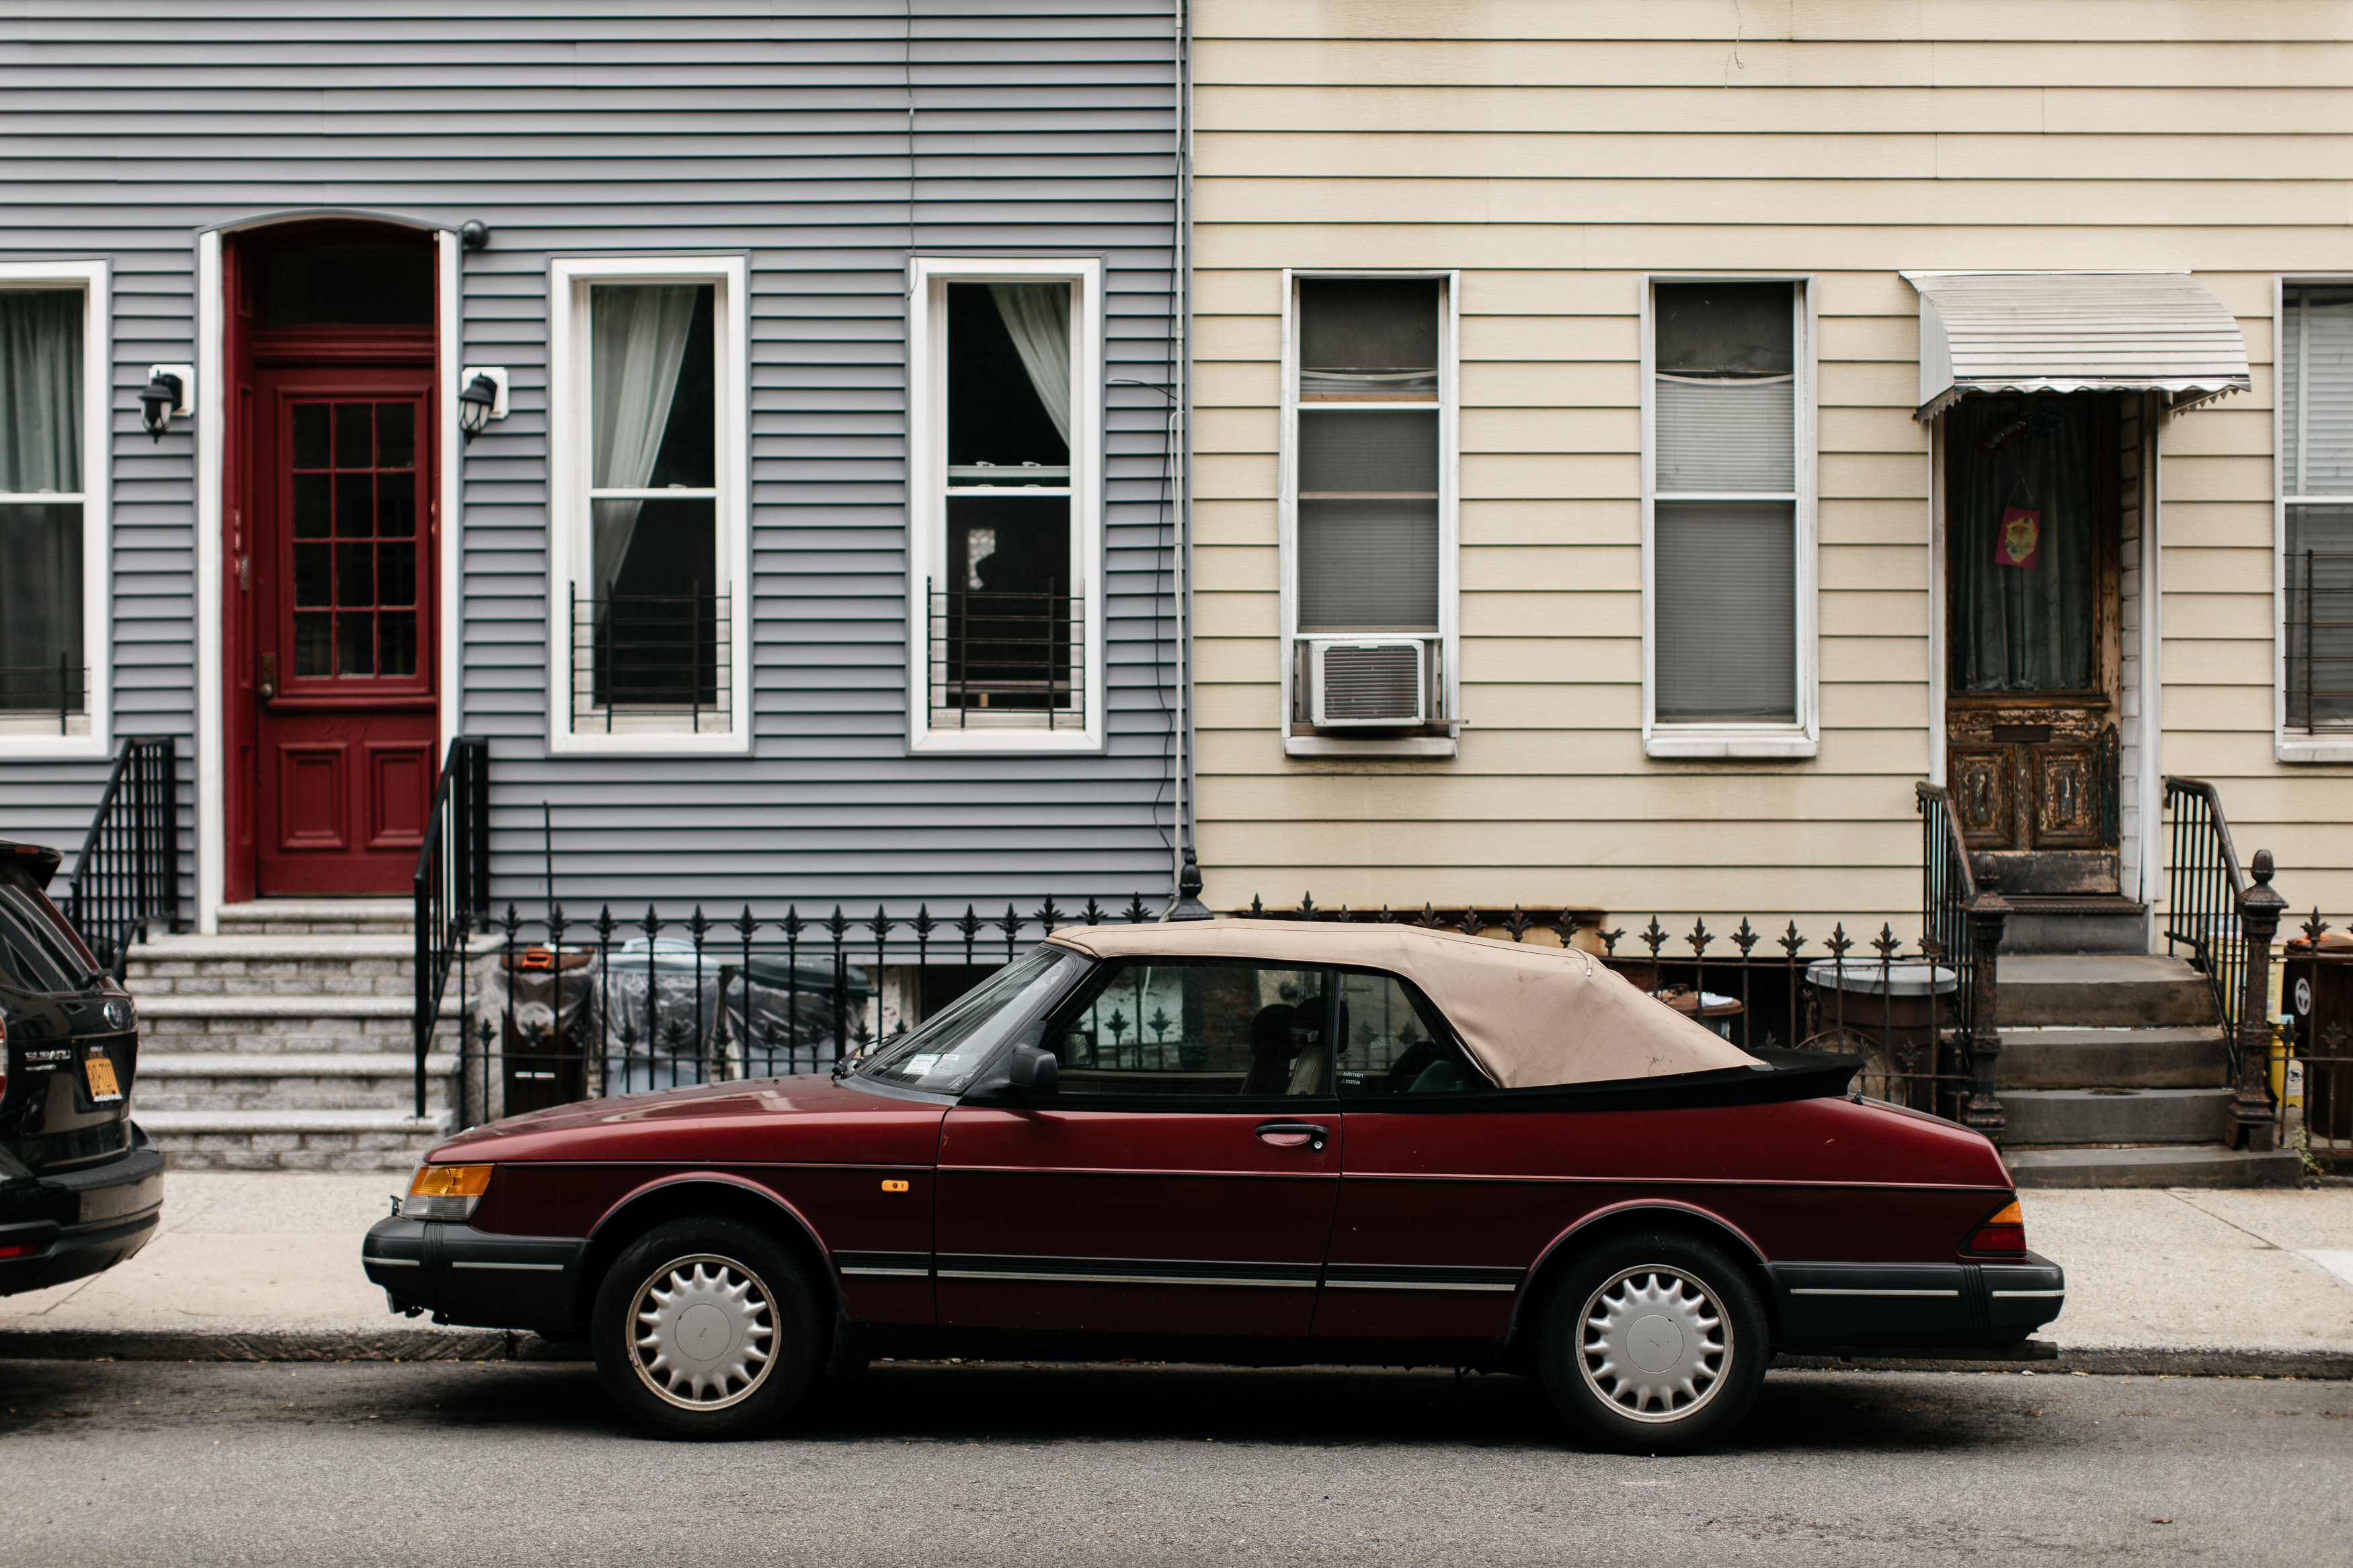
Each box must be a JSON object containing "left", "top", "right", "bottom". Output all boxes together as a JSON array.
[
  {"left": 591, "top": 1217, "right": 823, "bottom": 1440},
  {"left": 1536, "top": 1232, "right": 1768, "bottom": 1453}
]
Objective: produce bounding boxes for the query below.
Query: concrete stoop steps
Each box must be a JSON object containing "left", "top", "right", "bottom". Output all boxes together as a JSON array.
[
  {"left": 122, "top": 901, "right": 468, "bottom": 1171},
  {"left": 1995, "top": 953, "right": 2302, "bottom": 1189}
]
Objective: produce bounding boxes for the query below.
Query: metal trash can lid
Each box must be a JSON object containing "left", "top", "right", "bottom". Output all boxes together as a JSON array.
[{"left": 1804, "top": 958, "right": 1958, "bottom": 995}]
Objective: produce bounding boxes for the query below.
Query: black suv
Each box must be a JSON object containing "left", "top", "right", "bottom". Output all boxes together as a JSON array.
[{"left": 0, "top": 839, "right": 163, "bottom": 1294}]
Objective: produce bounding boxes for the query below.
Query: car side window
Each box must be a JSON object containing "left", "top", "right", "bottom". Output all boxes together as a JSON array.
[
  {"left": 1333, "top": 968, "right": 1489, "bottom": 1097},
  {"left": 1047, "top": 958, "right": 1332, "bottom": 1097}
]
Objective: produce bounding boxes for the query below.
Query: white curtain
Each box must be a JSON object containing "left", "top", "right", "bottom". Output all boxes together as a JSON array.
[
  {"left": 988, "top": 283, "right": 1072, "bottom": 444},
  {"left": 0, "top": 290, "right": 82, "bottom": 494},
  {"left": 588, "top": 284, "right": 701, "bottom": 597}
]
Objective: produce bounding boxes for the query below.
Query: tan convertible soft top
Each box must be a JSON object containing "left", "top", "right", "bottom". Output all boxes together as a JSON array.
[{"left": 1043, "top": 919, "right": 1762, "bottom": 1089}]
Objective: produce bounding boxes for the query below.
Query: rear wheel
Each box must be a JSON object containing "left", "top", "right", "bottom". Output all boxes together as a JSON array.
[
  {"left": 591, "top": 1217, "right": 822, "bottom": 1440},
  {"left": 1537, "top": 1232, "right": 1767, "bottom": 1453}
]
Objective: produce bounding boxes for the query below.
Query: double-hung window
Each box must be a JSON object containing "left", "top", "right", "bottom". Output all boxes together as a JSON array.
[
  {"left": 547, "top": 255, "right": 748, "bottom": 753},
  {"left": 1642, "top": 278, "right": 1816, "bottom": 759},
  {"left": 2280, "top": 281, "right": 2353, "bottom": 754},
  {"left": 1282, "top": 273, "right": 1456, "bottom": 756},
  {"left": 908, "top": 257, "right": 1102, "bottom": 753},
  {"left": 0, "top": 261, "right": 108, "bottom": 755}
]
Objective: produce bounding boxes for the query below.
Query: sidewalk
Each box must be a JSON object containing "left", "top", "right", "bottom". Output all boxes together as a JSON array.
[{"left": 1, "top": 1173, "right": 2349, "bottom": 1372}]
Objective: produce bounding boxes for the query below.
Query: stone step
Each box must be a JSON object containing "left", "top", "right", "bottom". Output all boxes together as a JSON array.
[
  {"left": 134, "top": 1053, "right": 458, "bottom": 1114},
  {"left": 136, "top": 1108, "right": 453, "bottom": 1172},
  {"left": 216, "top": 899, "right": 415, "bottom": 936},
  {"left": 1997, "top": 954, "right": 2219, "bottom": 1030},
  {"left": 135, "top": 991, "right": 460, "bottom": 1057},
  {"left": 2006, "top": 1143, "right": 2305, "bottom": 1189},
  {"left": 2000, "top": 1086, "right": 2231, "bottom": 1145},
  {"left": 2000, "top": 901, "right": 2149, "bottom": 956},
  {"left": 1995, "top": 1027, "right": 2229, "bottom": 1089}
]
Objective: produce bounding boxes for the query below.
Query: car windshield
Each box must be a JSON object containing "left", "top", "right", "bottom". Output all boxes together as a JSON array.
[
  {"left": 0, "top": 880, "right": 97, "bottom": 995},
  {"left": 854, "top": 946, "right": 1086, "bottom": 1096}
]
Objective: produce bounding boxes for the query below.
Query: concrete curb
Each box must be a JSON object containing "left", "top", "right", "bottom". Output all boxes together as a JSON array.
[
  {"left": 0, "top": 1328, "right": 2344, "bottom": 1378},
  {"left": 0, "top": 1329, "right": 588, "bottom": 1363}
]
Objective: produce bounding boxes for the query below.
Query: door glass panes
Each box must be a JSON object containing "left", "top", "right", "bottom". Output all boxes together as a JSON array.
[
  {"left": 1047, "top": 959, "right": 1332, "bottom": 1096},
  {"left": 288, "top": 400, "right": 420, "bottom": 679},
  {"left": 1650, "top": 282, "right": 1801, "bottom": 723},
  {"left": 1332, "top": 969, "right": 1486, "bottom": 1096},
  {"left": 1296, "top": 279, "right": 1441, "bottom": 634},
  {"left": 584, "top": 282, "right": 721, "bottom": 718},
  {"left": 937, "top": 282, "right": 1076, "bottom": 723},
  {"left": 0, "top": 289, "right": 86, "bottom": 726}
]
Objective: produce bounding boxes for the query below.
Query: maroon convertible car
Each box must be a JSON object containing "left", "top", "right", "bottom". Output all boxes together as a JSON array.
[{"left": 364, "top": 919, "right": 2062, "bottom": 1450}]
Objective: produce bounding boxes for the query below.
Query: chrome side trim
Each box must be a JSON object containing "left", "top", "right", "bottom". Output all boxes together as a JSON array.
[
  {"left": 1788, "top": 1287, "right": 1960, "bottom": 1298},
  {"left": 451, "top": 1260, "right": 564, "bottom": 1273}
]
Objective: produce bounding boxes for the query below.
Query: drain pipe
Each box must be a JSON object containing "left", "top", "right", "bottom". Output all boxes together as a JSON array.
[{"left": 1169, "top": 0, "right": 1196, "bottom": 907}]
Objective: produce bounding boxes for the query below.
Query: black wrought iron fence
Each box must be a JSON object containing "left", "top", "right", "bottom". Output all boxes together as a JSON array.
[
  {"left": 1232, "top": 895, "right": 1977, "bottom": 1124},
  {"left": 61, "top": 736, "right": 181, "bottom": 977},
  {"left": 0, "top": 655, "right": 86, "bottom": 735},
  {"left": 2283, "top": 911, "right": 2353, "bottom": 1168},
  {"left": 436, "top": 893, "right": 1166, "bottom": 1130}
]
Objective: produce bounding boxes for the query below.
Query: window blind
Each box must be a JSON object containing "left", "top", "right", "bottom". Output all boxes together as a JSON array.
[
  {"left": 2285, "top": 289, "right": 2353, "bottom": 497},
  {"left": 1654, "top": 501, "right": 1796, "bottom": 723},
  {"left": 1654, "top": 375, "right": 1794, "bottom": 493}
]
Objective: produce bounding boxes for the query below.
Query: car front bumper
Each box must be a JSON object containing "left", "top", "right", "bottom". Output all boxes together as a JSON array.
[
  {"left": 1769, "top": 1251, "right": 2067, "bottom": 1351},
  {"left": 363, "top": 1216, "right": 590, "bottom": 1333},
  {"left": 0, "top": 1124, "right": 167, "bottom": 1296}
]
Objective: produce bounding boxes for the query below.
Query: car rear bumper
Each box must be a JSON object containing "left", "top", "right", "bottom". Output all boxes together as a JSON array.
[
  {"left": 1769, "top": 1251, "right": 2067, "bottom": 1351},
  {"left": 0, "top": 1124, "right": 167, "bottom": 1296},
  {"left": 363, "top": 1216, "right": 589, "bottom": 1333}
]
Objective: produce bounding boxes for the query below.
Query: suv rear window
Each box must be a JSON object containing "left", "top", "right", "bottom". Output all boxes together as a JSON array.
[{"left": 0, "top": 880, "right": 96, "bottom": 994}]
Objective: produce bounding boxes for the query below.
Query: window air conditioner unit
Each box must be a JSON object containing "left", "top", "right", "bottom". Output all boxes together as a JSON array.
[{"left": 1307, "top": 639, "right": 1427, "bottom": 727}]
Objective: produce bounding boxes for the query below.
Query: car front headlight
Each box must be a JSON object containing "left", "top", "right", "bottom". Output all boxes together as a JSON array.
[{"left": 401, "top": 1163, "right": 495, "bottom": 1221}]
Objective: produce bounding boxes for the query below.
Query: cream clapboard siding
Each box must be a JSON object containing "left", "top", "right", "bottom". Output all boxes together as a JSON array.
[{"left": 1191, "top": 0, "right": 2353, "bottom": 937}]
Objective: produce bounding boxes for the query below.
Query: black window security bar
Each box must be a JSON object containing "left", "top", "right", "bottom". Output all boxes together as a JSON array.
[
  {"left": 411, "top": 737, "right": 491, "bottom": 1118},
  {"left": 569, "top": 585, "right": 730, "bottom": 732},
  {"left": 1234, "top": 891, "right": 1985, "bottom": 1135},
  {"left": 63, "top": 736, "right": 182, "bottom": 979},
  {"left": 2287, "top": 548, "right": 2353, "bottom": 731},
  {"left": 0, "top": 654, "right": 86, "bottom": 734},
  {"left": 430, "top": 893, "right": 1166, "bottom": 1132},
  {"left": 927, "top": 581, "right": 1082, "bottom": 728}
]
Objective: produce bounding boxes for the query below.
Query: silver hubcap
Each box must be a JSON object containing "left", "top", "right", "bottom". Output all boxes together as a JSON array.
[
  {"left": 627, "top": 1253, "right": 776, "bottom": 1411},
  {"left": 1578, "top": 1266, "right": 1732, "bottom": 1423}
]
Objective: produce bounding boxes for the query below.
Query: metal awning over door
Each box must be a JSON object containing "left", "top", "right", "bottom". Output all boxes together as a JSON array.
[{"left": 1901, "top": 271, "right": 2251, "bottom": 422}]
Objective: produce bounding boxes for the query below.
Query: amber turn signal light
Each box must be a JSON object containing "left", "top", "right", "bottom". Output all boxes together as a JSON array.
[
  {"left": 881, "top": 1179, "right": 910, "bottom": 1193},
  {"left": 1968, "top": 1198, "right": 2026, "bottom": 1253},
  {"left": 401, "top": 1163, "right": 495, "bottom": 1222}
]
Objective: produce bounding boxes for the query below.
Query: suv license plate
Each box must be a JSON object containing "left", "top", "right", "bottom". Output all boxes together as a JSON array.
[{"left": 85, "top": 1057, "right": 122, "bottom": 1102}]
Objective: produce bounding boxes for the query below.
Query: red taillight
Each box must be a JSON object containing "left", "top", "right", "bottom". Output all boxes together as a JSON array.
[
  {"left": 0, "top": 1245, "right": 32, "bottom": 1260},
  {"left": 1968, "top": 1198, "right": 2026, "bottom": 1253}
]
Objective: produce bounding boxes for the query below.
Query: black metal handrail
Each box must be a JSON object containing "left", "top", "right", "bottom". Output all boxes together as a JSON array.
[
  {"left": 2163, "top": 776, "right": 2288, "bottom": 1151},
  {"left": 413, "top": 737, "right": 491, "bottom": 1118},
  {"left": 62, "top": 736, "right": 182, "bottom": 979},
  {"left": 1916, "top": 781, "right": 2009, "bottom": 1139}
]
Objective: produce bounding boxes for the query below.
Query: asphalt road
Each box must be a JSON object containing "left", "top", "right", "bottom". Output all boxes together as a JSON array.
[{"left": 0, "top": 1358, "right": 2344, "bottom": 1567}]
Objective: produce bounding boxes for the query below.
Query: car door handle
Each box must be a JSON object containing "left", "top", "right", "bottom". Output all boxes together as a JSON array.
[{"left": 1254, "top": 1120, "right": 1328, "bottom": 1152}]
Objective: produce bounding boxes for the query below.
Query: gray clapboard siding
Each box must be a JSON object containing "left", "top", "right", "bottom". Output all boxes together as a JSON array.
[{"left": 0, "top": 1, "right": 1184, "bottom": 917}]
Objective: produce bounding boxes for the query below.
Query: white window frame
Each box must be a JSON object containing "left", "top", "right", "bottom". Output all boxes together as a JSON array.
[
  {"left": 1278, "top": 268, "right": 1461, "bottom": 761},
  {"left": 2274, "top": 274, "right": 2353, "bottom": 763},
  {"left": 1640, "top": 273, "right": 1819, "bottom": 760},
  {"left": 0, "top": 260, "right": 111, "bottom": 759},
  {"left": 545, "top": 254, "right": 750, "bottom": 756},
  {"left": 905, "top": 255, "right": 1105, "bottom": 755}
]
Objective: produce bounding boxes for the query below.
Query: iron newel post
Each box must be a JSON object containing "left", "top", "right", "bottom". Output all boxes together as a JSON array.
[
  {"left": 2229, "top": 849, "right": 2287, "bottom": 1152},
  {"left": 1961, "top": 854, "right": 2011, "bottom": 1142}
]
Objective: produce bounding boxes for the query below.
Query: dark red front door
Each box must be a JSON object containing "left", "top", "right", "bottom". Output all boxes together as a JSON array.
[
  {"left": 247, "top": 376, "right": 437, "bottom": 895},
  {"left": 225, "top": 221, "right": 440, "bottom": 901}
]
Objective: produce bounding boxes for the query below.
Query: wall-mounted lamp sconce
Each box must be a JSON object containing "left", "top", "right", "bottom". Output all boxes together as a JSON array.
[
  {"left": 456, "top": 366, "right": 509, "bottom": 444},
  {"left": 139, "top": 364, "right": 194, "bottom": 443}
]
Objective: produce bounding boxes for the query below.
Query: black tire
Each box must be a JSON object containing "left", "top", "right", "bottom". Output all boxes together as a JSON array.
[
  {"left": 1536, "top": 1231, "right": 1769, "bottom": 1454},
  {"left": 590, "top": 1216, "right": 824, "bottom": 1440}
]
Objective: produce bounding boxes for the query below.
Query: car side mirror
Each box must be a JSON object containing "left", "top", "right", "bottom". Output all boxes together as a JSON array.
[{"left": 1004, "top": 1044, "right": 1059, "bottom": 1096}]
